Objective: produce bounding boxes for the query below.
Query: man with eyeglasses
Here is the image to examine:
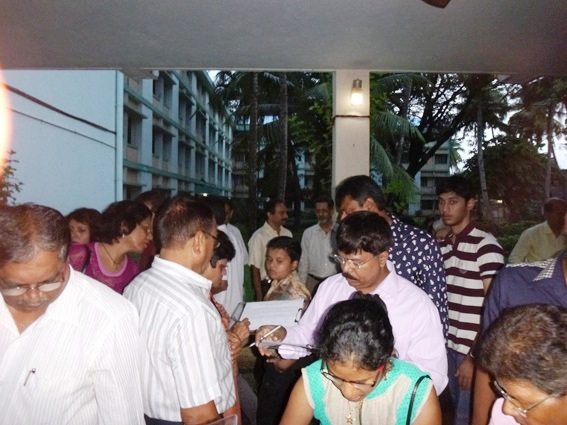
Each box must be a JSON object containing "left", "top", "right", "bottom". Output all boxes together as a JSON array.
[
  {"left": 0, "top": 203, "right": 144, "bottom": 425},
  {"left": 256, "top": 211, "right": 447, "bottom": 395},
  {"left": 124, "top": 196, "right": 235, "bottom": 425},
  {"left": 334, "top": 175, "right": 449, "bottom": 339}
]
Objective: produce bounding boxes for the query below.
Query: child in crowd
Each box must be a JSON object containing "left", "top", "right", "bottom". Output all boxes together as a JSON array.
[
  {"left": 264, "top": 236, "right": 310, "bottom": 301},
  {"left": 257, "top": 236, "right": 311, "bottom": 425},
  {"left": 66, "top": 207, "right": 101, "bottom": 245}
]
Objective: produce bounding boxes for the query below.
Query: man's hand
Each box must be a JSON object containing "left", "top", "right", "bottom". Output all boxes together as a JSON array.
[
  {"left": 456, "top": 355, "right": 475, "bottom": 390},
  {"left": 255, "top": 325, "right": 287, "bottom": 357}
]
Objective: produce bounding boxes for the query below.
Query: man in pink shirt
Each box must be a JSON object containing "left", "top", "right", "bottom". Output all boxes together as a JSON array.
[{"left": 256, "top": 211, "right": 448, "bottom": 394}]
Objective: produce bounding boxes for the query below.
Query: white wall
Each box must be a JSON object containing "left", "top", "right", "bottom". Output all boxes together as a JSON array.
[{"left": 3, "top": 70, "right": 120, "bottom": 214}]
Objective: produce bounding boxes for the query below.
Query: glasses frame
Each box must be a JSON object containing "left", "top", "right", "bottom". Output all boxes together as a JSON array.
[
  {"left": 203, "top": 230, "right": 221, "bottom": 248},
  {"left": 320, "top": 362, "right": 383, "bottom": 392},
  {"left": 0, "top": 267, "right": 66, "bottom": 297},
  {"left": 330, "top": 253, "right": 377, "bottom": 270},
  {"left": 493, "top": 380, "right": 557, "bottom": 418}
]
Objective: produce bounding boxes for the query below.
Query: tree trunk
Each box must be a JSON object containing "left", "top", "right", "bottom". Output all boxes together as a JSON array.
[
  {"left": 396, "top": 80, "right": 412, "bottom": 165},
  {"left": 477, "top": 104, "right": 492, "bottom": 221},
  {"left": 544, "top": 102, "right": 555, "bottom": 200},
  {"left": 248, "top": 72, "right": 259, "bottom": 228},
  {"left": 277, "top": 72, "right": 288, "bottom": 201}
]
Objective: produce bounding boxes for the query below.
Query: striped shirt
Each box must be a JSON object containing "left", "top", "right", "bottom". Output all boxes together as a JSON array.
[
  {"left": 0, "top": 267, "right": 144, "bottom": 425},
  {"left": 124, "top": 256, "right": 235, "bottom": 422},
  {"left": 440, "top": 224, "right": 504, "bottom": 355}
]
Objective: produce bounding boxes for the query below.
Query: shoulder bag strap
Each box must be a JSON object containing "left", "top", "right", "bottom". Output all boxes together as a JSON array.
[{"left": 406, "top": 375, "right": 431, "bottom": 425}]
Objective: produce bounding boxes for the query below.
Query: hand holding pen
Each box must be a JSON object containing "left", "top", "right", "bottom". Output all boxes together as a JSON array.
[{"left": 252, "top": 325, "right": 287, "bottom": 357}]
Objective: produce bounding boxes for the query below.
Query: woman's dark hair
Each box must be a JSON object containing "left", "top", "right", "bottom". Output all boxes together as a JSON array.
[
  {"left": 135, "top": 189, "right": 170, "bottom": 214},
  {"left": 336, "top": 211, "right": 391, "bottom": 255},
  {"left": 266, "top": 236, "right": 301, "bottom": 262},
  {"left": 477, "top": 304, "right": 567, "bottom": 396},
  {"left": 95, "top": 201, "right": 151, "bottom": 244},
  {"left": 210, "top": 230, "right": 235, "bottom": 267},
  {"left": 317, "top": 292, "right": 394, "bottom": 370},
  {"left": 66, "top": 207, "right": 102, "bottom": 231}
]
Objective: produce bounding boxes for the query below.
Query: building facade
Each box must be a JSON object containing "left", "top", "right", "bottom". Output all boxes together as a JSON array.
[{"left": 2, "top": 70, "right": 234, "bottom": 213}]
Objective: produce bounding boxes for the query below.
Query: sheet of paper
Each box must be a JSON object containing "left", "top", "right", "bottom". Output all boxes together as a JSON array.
[{"left": 239, "top": 299, "right": 305, "bottom": 330}]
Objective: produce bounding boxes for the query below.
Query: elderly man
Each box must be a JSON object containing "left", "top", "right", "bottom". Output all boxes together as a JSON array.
[
  {"left": 508, "top": 197, "right": 567, "bottom": 263},
  {"left": 298, "top": 196, "right": 338, "bottom": 293},
  {"left": 256, "top": 211, "right": 448, "bottom": 395},
  {"left": 248, "top": 199, "right": 292, "bottom": 300},
  {"left": 124, "top": 196, "right": 235, "bottom": 425},
  {"left": 0, "top": 203, "right": 144, "bottom": 425}
]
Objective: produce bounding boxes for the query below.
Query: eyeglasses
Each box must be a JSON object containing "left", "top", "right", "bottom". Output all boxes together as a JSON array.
[
  {"left": 0, "top": 279, "right": 64, "bottom": 297},
  {"left": 321, "top": 362, "right": 383, "bottom": 392},
  {"left": 330, "top": 254, "right": 377, "bottom": 270},
  {"left": 493, "top": 380, "right": 557, "bottom": 417},
  {"left": 203, "top": 231, "right": 221, "bottom": 248}
]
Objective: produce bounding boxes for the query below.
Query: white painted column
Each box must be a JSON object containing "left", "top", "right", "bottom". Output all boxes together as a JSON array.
[{"left": 332, "top": 70, "right": 370, "bottom": 190}]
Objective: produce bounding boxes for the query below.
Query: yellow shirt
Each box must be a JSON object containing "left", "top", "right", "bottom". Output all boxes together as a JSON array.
[{"left": 508, "top": 221, "right": 566, "bottom": 263}]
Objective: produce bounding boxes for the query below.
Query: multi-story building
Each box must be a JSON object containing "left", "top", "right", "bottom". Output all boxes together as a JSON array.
[
  {"left": 2, "top": 70, "right": 234, "bottom": 213},
  {"left": 123, "top": 71, "right": 233, "bottom": 199}
]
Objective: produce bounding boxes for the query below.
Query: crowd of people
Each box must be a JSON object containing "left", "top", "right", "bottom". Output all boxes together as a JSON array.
[{"left": 0, "top": 176, "right": 566, "bottom": 425}]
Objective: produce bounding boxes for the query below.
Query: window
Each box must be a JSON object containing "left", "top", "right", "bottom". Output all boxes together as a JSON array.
[{"left": 435, "top": 154, "right": 448, "bottom": 165}]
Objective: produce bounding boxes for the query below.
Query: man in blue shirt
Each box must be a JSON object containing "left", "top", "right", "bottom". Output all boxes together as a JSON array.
[{"left": 472, "top": 252, "right": 567, "bottom": 425}]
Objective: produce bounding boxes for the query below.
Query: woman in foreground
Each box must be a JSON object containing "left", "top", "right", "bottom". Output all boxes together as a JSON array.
[
  {"left": 279, "top": 293, "right": 441, "bottom": 425},
  {"left": 477, "top": 304, "right": 567, "bottom": 425}
]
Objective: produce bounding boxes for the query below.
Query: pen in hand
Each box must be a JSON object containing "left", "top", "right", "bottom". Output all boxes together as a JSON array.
[{"left": 249, "top": 325, "right": 283, "bottom": 348}]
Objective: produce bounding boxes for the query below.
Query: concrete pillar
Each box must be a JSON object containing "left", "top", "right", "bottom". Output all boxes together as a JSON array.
[{"left": 332, "top": 70, "right": 370, "bottom": 190}]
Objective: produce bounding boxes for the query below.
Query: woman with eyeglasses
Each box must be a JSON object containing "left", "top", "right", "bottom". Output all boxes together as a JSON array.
[
  {"left": 477, "top": 304, "right": 567, "bottom": 425},
  {"left": 68, "top": 200, "right": 152, "bottom": 294},
  {"left": 280, "top": 293, "right": 441, "bottom": 425}
]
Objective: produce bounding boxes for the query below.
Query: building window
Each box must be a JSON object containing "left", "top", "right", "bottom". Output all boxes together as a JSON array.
[
  {"left": 435, "top": 154, "right": 448, "bottom": 165},
  {"left": 421, "top": 200, "right": 435, "bottom": 210},
  {"left": 125, "top": 113, "right": 141, "bottom": 148}
]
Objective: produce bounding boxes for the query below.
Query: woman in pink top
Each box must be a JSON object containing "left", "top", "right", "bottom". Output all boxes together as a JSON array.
[{"left": 69, "top": 200, "right": 152, "bottom": 293}]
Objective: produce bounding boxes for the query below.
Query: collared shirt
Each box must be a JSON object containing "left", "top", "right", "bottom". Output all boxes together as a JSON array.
[
  {"left": 389, "top": 215, "right": 449, "bottom": 338},
  {"left": 214, "top": 223, "right": 249, "bottom": 317},
  {"left": 248, "top": 221, "right": 292, "bottom": 280},
  {"left": 298, "top": 223, "right": 338, "bottom": 282},
  {"left": 440, "top": 223, "right": 504, "bottom": 355},
  {"left": 0, "top": 267, "right": 144, "bottom": 425},
  {"left": 283, "top": 263, "right": 448, "bottom": 394},
  {"left": 508, "top": 221, "right": 566, "bottom": 264},
  {"left": 482, "top": 252, "right": 567, "bottom": 333},
  {"left": 124, "top": 256, "right": 235, "bottom": 421}
]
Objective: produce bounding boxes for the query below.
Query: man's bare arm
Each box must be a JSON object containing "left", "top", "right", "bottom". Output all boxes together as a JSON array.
[{"left": 180, "top": 400, "right": 220, "bottom": 425}]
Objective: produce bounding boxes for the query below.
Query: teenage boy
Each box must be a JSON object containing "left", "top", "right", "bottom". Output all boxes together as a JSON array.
[{"left": 437, "top": 176, "right": 504, "bottom": 425}]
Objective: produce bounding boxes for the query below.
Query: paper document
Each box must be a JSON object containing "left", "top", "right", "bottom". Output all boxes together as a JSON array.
[{"left": 238, "top": 299, "right": 305, "bottom": 330}]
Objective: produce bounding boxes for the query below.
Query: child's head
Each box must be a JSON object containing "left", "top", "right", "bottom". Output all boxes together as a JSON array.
[
  {"left": 265, "top": 236, "right": 301, "bottom": 281},
  {"left": 66, "top": 207, "right": 102, "bottom": 245}
]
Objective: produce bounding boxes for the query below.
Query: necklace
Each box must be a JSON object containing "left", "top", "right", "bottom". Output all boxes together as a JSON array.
[
  {"left": 100, "top": 243, "right": 123, "bottom": 267},
  {"left": 346, "top": 400, "right": 363, "bottom": 424}
]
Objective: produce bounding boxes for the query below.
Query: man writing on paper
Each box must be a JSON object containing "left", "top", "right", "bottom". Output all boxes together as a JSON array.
[{"left": 255, "top": 211, "right": 448, "bottom": 395}]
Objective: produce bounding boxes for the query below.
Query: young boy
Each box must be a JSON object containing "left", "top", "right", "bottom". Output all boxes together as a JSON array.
[
  {"left": 257, "top": 236, "right": 311, "bottom": 425},
  {"left": 264, "top": 236, "right": 310, "bottom": 301}
]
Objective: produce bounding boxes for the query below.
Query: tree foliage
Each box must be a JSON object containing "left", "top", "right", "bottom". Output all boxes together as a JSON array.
[{"left": 0, "top": 151, "right": 23, "bottom": 206}]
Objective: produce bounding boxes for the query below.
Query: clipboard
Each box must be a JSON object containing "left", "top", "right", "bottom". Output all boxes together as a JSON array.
[{"left": 232, "top": 299, "right": 306, "bottom": 331}]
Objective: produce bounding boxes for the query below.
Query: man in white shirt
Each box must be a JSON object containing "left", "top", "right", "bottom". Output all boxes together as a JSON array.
[
  {"left": 298, "top": 196, "right": 338, "bottom": 293},
  {"left": 248, "top": 199, "right": 292, "bottom": 300},
  {"left": 125, "top": 197, "right": 235, "bottom": 425},
  {"left": 0, "top": 204, "right": 144, "bottom": 425}
]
